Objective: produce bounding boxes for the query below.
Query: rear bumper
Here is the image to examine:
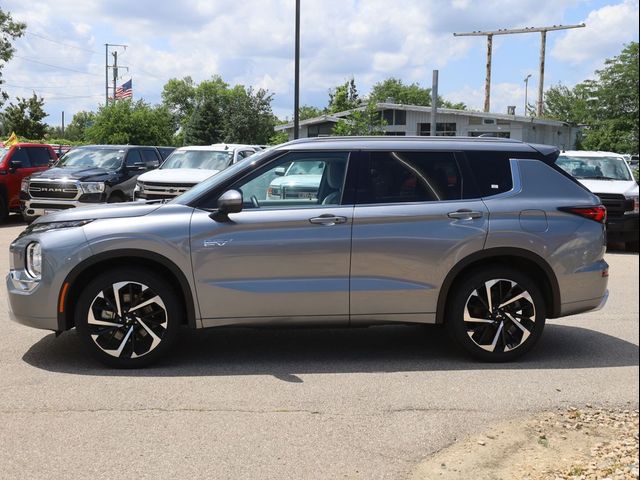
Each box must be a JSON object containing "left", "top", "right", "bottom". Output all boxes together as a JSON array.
[{"left": 560, "top": 290, "right": 608, "bottom": 317}]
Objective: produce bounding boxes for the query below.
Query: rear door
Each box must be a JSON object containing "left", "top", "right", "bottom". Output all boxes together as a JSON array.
[{"left": 350, "top": 150, "right": 489, "bottom": 323}]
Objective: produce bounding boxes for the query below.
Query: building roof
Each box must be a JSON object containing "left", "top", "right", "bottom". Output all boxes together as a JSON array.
[{"left": 275, "top": 102, "right": 570, "bottom": 131}]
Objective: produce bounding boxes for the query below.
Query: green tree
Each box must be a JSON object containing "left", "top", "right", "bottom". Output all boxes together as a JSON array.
[
  {"left": 1, "top": 8, "right": 26, "bottom": 108},
  {"left": 332, "top": 100, "right": 386, "bottom": 136},
  {"left": 369, "top": 77, "right": 466, "bottom": 109},
  {"left": 86, "top": 100, "right": 174, "bottom": 145},
  {"left": 1, "top": 93, "right": 47, "bottom": 138},
  {"left": 544, "top": 42, "right": 639, "bottom": 153},
  {"left": 222, "top": 86, "right": 275, "bottom": 144},
  {"left": 327, "top": 78, "right": 360, "bottom": 113},
  {"left": 64, "top": 110, "right": 95, "bottom": 141},
  {"left": 299, "top": 105, "right": 324, "bottom": 120}
]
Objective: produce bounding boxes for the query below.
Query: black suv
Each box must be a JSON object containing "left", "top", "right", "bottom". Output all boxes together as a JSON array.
[{"left": 20, "top": 145, "right": 164, "bottom": 222}]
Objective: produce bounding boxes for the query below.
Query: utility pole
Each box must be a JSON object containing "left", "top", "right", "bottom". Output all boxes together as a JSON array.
[
  {"left": 524, "top": 74, "right": 532, "bottom": 116},
  {"left": 104, "top": 43, "right": 128, "bottom": 105},
  {"left": 61, "top": 111, "right": 65, "bottom": 136},
  {"left": 430, "top": 70, "right": 438, "bottom": 137},
  {"left": 112, "top": 50, "right": 118, "bottom": 102},
  {"left": 453, "top": 23, "right": 585, "bottom": 114},
  {"left": 293, "top": 0, "right": 300, "bottom": 139}
]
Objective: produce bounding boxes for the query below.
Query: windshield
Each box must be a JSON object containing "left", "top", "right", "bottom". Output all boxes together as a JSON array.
[
  {"left": 57, "top": 148, "right": 124, "bottom": 169},
  {"left": 556, "top": 155, "right": 632, "bottom": 181},
  {"left": 171, "top": 148, "right": 276, "bottom": 205},
  {"left": 286, "top": 161, "right": 325, "bottom": 176},
  {"left": 161, "top": 149, "right": 233, "bottom": 171}
]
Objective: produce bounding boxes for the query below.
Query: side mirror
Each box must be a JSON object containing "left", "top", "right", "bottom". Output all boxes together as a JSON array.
[
  {"left": 146, "top": 161, "right": 159, "bottom": 169},
  {"left": 9, "top": 159, "right": 22, "bottom": 172},
  {"left": 274, "top": 166, "right": 286, "bottom": 176},
  {"left": 209, "top": 189, "right": 243, "bottom": 220}
]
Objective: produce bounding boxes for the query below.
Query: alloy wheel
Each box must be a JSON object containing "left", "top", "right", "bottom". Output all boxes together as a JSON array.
[
  {"left": 463, "top": 278, "right": 536, "bottom": 353},
  {"left": 87, "top": 281, "right": 168, "bottom": 359}
]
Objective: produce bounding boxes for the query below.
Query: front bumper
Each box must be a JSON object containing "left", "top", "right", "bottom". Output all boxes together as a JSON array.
[
  {"left": 21, "top": 196, "right": 105, "bottom": 220},
  {"left": 606, "top": 213, "right": 639, "bottom": 242},
  {"left": 7, "top": 272, "right": 60, "bottom": 331}
]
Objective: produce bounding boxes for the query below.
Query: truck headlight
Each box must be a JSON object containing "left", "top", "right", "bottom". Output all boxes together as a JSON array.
[
  {"left": 625, "top": 195, "right": 639, "bottom": 214},
  {"left": 25, "top": 242, "right": 42, "bottom": 279},
  {"left": 21, "top": 178, "right": 29, "bottom": 192},
  {"left": 79, "top": 182, "right": 105, "bottom": 194}
]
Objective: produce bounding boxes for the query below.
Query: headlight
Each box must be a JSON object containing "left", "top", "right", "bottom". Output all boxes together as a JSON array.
[
  {"left": 25, "top": 242, "right": 42, "bottom": 279},
  {"left": 79, "top": 182, "right": 105, "bottom": 194},
  {"left": 21, "top": 178, "right": 29, "bottom": 192},
  {"left": 21, "top": 219, "right": 94, "bottom": 236},
  {"left": 625, "top": 195, "right": 639, "bottom": 214}
]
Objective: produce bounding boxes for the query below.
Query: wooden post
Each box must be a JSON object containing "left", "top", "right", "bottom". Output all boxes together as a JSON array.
[{"left": 484, "top": 34, "right": 493, "bottom": 112}]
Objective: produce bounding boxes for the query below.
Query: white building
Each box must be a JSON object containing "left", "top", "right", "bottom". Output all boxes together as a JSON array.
[{"left": 275, "top": 102, "right": 578, "bottom": 150}]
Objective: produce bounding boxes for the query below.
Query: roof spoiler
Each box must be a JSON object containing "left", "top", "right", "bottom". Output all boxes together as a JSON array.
[{"left": 530, "top": 143, "right": 560, "bottom": 164}]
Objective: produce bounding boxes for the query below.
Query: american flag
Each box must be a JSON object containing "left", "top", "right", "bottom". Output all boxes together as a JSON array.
[{"left": 115, "top": 79, "right": 133, "bottom": 99}]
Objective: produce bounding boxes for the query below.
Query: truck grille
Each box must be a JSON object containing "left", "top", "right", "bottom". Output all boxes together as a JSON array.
[
  {"left": 29, "top": 182, "right": 78, "bottom": 199},
  {"left": 594, "top": 193, "right": 633, "bottom": 219},
  {"left": 139, "top": 182, "right": 196, "bottom": 199}
]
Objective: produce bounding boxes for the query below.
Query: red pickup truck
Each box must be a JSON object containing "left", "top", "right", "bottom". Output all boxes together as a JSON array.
[{"left": 0, "top": 143, "right": 57, "bottom": 222}]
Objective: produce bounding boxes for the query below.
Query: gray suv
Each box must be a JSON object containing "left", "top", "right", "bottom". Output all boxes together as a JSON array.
[{"left": 7, "top": 137, "right": 609, "bottom": 367}]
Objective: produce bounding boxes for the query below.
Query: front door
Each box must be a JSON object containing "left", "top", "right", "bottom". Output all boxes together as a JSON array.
[{"left": 190, "top": 151, "right": 354, "bottom": 327}]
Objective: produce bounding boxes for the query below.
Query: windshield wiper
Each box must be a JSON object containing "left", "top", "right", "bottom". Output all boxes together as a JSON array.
[{"left": 579, "top": 176, "right": 619, "bottom": 180}]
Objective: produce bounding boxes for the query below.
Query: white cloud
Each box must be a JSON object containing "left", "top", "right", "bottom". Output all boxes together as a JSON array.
[
  {"left": 1, "top": 0, "right": 638, "bottom": 124},
  {"left": 446, "top": 82, "right": 531, "bottom": 115},
  {"left": 551, "top": 0, "right": 640, "bottom": 67}
]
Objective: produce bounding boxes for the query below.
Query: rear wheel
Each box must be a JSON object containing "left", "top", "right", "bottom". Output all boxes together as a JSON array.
[
  {"left": 0, "top": 196, "right": 8, "bottom": 223},
  {"left": 446, "top": 267, "right": 545, "bottom": 361},
  {"left": 75, "top": 268, "right": 181, "bottom": 368}
]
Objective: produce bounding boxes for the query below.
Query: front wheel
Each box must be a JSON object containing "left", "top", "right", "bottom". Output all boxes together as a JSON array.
[
  {"left": 75, "top": 268, "right": 182, "bottom": 368},
  {"left": 446, "top": 267, "right": 546, "bottom": 362}
]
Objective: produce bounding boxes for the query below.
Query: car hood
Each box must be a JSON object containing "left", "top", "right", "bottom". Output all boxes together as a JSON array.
[
  {"left": 35, "top": 202, "right": 163, "bottom": 224},
  {"left": 137, "top": 168, "right": 219, "bottom": 184},
  {"left": 270, "top": 174, "right": 322, "bottom": 188},
  {"left": 578, "top": 179, "right": 639, "bottom": 197},
  {"left": 30, "top": 166, "right": 116, "bottom": 182}
]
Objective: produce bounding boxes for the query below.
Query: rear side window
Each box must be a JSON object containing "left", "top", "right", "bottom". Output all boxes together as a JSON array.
[
  {"left": 140, "top": 149, "right": 160, "bottom": 165},
  {"left": 357, "top": 151, "right": 463, "bottom": 204},
  {"left": 26, "top": 147, "right": 54, "bottom": 167},
  {"left": 465, "top": 152, "right": 513, "bottom": 197}
]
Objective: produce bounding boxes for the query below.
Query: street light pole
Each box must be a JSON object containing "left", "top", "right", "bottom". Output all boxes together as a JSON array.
[
  {"left": 524, "top": 74, "right": 532, "bottom": 116},
  {"left": 293, "top": 0, "right": 300, "bottom": 139}
]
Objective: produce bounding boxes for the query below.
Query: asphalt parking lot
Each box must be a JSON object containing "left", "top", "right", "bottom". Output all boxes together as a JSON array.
[{"left": 0, "top": 215, "right": 638, "bottom": 480}]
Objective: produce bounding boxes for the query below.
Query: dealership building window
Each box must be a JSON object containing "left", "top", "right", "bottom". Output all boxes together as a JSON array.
[
  {"left": 418, "top": 122, "right": 457, "bottom": 136},
  {"left": 307, "top": 122, "right": 335, "bottom": 137},
  {"left": 468, "top": 131, "right": 511, "bottom": 138},
  {"left": 381, "top": 109, "right": 406, "bottom": 126}
]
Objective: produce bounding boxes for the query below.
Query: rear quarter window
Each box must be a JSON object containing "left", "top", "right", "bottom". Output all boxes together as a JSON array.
[
  {"left": 26, "top": 147, "right": 54, "bottom": 167},
  {"left": 465, "top": 151, "right": 513, "bottom": 197}
]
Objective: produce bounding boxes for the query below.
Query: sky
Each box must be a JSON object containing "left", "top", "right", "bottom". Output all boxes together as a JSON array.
[{"left": 1, "top": 0, "right": 639, "bottom": 127}]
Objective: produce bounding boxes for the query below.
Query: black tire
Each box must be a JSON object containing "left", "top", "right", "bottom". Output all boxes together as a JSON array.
[
  {"left": 22, "top": 213, "right": 36, "bottom": 224},
  {"left": 0, "top": 196, "right": 8, "bottom": 223},
  {"left": 75, "top": 267, "right": 182, "bottom": 368},
  {"left": 445, "top": 267, "right": 546, "bottom": 362},
  {"left": 108, "top": 192, "right": 125, "bottom": 203},
  {"left": 625, "top": 240, "right": 639, "bottom": 252}
]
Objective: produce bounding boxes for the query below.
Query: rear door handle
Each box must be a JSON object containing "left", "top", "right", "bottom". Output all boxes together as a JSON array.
[
  {"left": 309, "top": 214, "right": 348, "bottom": 225},
  {"left": 448, "top": 209, "right": 483, "bottom": 220}
]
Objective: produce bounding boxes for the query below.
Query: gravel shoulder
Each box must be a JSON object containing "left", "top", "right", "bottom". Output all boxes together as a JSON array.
[{"left": 411, "top": 406, "right": 639, "bottom": 480}]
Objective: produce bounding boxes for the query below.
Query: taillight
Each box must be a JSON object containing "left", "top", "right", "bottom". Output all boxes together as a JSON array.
[{"left": 559, "top": 206, "right": 607, "bottom": 223}]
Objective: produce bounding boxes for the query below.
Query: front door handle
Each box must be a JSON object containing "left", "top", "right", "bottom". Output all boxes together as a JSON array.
[
  {"left": 447, "top": 209, "right": 483, "bottom": 220},
  {"left": 309, "top": 214, "right": 348, "bottom": 226}
]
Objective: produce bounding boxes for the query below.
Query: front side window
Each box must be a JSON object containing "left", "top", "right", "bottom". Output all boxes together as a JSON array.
[
  {"left": 556, "top": 155, "right": 632, "bottom": 181},
  {"left": 357, "top": 151, "right": 462, "bottom": 204},
  {"left": 9, "top": 148, "right": 31, "bottom": 167},
  {"left": 232, "top": 152, "right": 349, "bottom": 209},
  {"left": 125, "top": 150, "right": 143, "bottom": 167}
]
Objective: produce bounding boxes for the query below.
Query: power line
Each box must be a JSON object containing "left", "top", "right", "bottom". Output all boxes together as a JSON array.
[
  {"left": 2, "top": 83, "right": 99, "bottom": 89},
  {"left": 12, "top": 55, "right": 102, "bottom": 76},
  {"left": 24, "top": 31, "right": 100, "bottom": 55}
]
